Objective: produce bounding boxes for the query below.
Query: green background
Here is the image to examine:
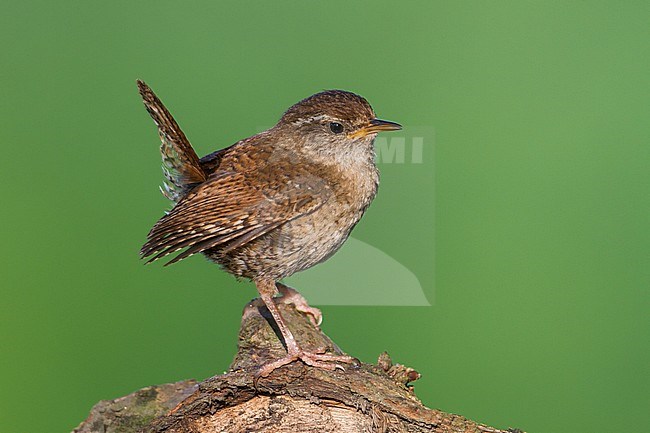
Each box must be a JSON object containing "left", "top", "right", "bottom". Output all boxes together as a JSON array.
[{"left": 1, "top": 1, "right": 648, "bottom": 432}]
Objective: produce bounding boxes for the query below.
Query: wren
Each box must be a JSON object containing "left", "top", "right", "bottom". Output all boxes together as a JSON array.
[{"left": 137, "top": 80, "right": 401, "bottom": 376}]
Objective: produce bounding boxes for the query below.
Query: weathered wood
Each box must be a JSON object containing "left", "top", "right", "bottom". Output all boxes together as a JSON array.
[
  {"left": 72, "top": 380, "right": 198, "bottom": 433},
  {"left": 73, "top": 298, "right": 525, "bottom": 433}
]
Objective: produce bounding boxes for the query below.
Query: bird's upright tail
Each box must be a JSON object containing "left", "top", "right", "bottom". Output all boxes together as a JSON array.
[{"left": 137, "top": 80, "right": 207, "bottom": 202}]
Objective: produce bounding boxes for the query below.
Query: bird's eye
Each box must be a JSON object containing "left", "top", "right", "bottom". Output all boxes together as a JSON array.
[{"left": 329, "top": 122, "right": 344, "bottom": 134}]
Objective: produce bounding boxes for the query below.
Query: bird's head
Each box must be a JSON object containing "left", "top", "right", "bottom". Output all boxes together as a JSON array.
[{"left": 276, "top": 90, "right": 401, "bottom": 161}]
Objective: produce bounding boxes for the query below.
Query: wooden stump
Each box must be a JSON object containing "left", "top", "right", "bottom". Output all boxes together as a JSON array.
[{"left": 73, "top": 298, "right": 524, "bottom": 433}]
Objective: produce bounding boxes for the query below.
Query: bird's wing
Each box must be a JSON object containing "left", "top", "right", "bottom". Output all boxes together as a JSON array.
[
  {"left": 140, "top": 166, "right": 331, "bottom": 265},
  {"left": 137, "top": 80, "right": 207, "bottom": 202}
]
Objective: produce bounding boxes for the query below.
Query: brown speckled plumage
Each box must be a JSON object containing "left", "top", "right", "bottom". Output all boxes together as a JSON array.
[{"left": 137, "top": 80, "right": 401, "bottom": 375}]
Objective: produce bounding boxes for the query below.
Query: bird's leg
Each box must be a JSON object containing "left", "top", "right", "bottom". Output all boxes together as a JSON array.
[
  {"left": 275, "top": 282, "right": 322, "bottom": 327},
  {"left": 255, "top": 278, "right": 357, "bottom": 377}
]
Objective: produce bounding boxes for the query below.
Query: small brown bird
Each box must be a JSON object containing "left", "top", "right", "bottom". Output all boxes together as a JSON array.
[{"left": 137, "top": 80, "right": 401, "bottom": 376}]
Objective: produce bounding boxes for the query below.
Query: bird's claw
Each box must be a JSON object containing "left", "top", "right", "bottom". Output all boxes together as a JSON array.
[
  {"left": 256, "top": 350, "right": 358, "bottom": 378},
  {"left": 275, "top": 283, "right": 323, "bottom": 327}
]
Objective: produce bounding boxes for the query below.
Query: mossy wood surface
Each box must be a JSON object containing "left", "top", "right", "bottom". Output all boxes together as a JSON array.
[{"left": 74, "top": 299, "right": 524, "bottom": 433}]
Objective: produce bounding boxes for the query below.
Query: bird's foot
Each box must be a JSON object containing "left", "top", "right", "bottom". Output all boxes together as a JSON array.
[
  {"left": 276, "top": 283, "right": 322, "bottom": 327},
  {"left": 256, "top": 348, "right": 358, "bottom": 378}
]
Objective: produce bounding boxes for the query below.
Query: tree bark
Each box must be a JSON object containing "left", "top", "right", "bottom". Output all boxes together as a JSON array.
[{"left": 73, "top": 298, "right": 525, "bottom": 433}]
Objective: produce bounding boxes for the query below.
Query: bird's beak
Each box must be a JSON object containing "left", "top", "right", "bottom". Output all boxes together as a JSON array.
[{"left": 349, "top": 118, "right": 402, "bottom": 139}]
